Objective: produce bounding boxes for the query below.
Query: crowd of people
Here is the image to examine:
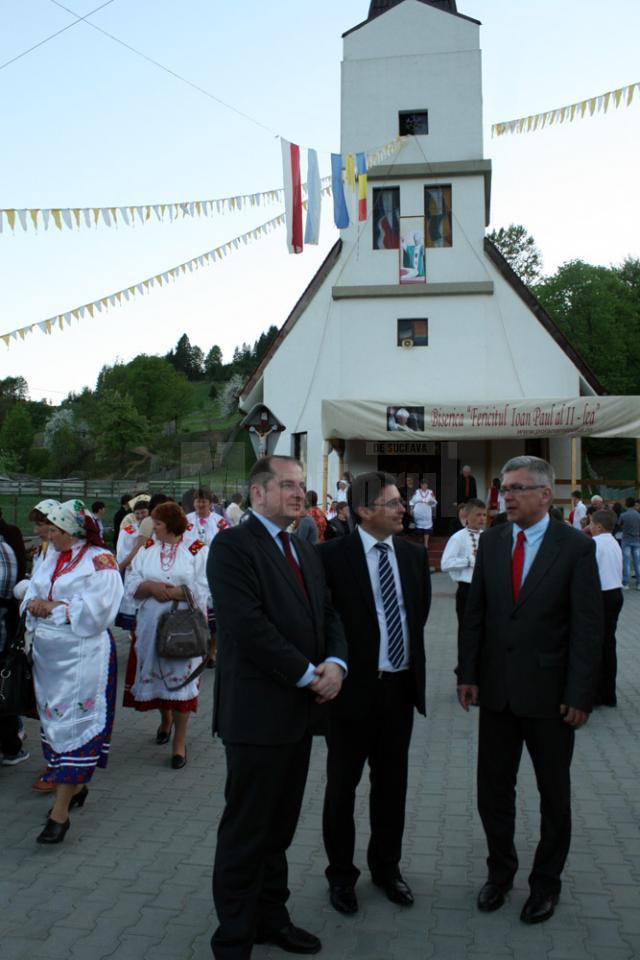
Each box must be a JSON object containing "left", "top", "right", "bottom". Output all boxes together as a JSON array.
[{"left": 0, "top": 457, "right": 635, "bottom": 958}]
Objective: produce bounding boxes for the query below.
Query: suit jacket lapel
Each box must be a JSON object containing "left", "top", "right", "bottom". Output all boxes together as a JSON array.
[
  {"left": 249, "top": 516, "right": 312, "bottom": 616},
  {"left": 345, "top": 531, "right": 377, "bottom": 622},
  {"left": 515, "top": 520, "right": 562, "bottom": 609}
]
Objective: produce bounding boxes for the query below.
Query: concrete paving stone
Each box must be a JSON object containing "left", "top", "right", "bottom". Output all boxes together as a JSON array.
[
  {"left": 0, "top": 937, "right": 46, "bottom": 960},
  {"left": 599, "top": 863, "right": 638, "bottom": 884},
  {"left": 344, "top": 930, "right": 396, "bottom": 959},
  {"left": 581, "top": 918, "right": 634, "bottom": 948},
  {"left": 102, "top": 933, "right": 164, "bottom": 959},
  {"left": 573, "top": 893, "right": 618, "bottom": 919},
  {"left": 601, "top": 884, "right": 640, "bottom": 908},
  {"left": 612, "top": 908, "right": 640, "bottom": 934},
  {"left": 422, "top": 933, "right": 474, "bottom": 959},
  {"left": 566, "top": 870, "right": 607, "bottom": 894}
]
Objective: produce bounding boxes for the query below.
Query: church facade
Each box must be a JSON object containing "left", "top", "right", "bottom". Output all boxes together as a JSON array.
[{"left": 239, "top": 0, "right": 636, "bottom": 521}]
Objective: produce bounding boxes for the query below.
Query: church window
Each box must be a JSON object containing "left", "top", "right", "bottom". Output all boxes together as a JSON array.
[
  {"left": 292, "top": 432, "right": 307, "bottom": 470},
  {"left": 372, "top": 187, "right": 400, "bottom": 250},
  {"left": 397, "top": 319, "right": 428, "bottom": 347},
  {"left": 424, "top": 185, "right": 452, "bottom": 247},
  {"left": 399, "top": 110, "right": 429, "bottom": 136}
]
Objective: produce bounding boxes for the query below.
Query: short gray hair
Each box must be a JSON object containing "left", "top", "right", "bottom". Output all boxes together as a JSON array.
[{"left": 501, "top": 456, "right": 555, "bottom": 488}]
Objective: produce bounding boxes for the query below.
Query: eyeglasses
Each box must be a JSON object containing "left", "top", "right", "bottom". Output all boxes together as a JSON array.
[
  {"left": 501, "top": 484, "right": 547, "bottom": 495},
  {"left": 370, "top": 498, "right": 404, "bottom": 509}
]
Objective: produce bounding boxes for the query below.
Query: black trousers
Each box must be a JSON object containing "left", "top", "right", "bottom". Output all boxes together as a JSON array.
[
  {"left": 477, "top": 706, "right": 574, "bottom": 897},
  {"left": 597, "top": 589, "right": 623, "bottom": 706},
  {"left": 0, "top": 715, "right": 21, "bottom": 757},
  {"left": 323, "top": 672, "right": 414, "bottom": 886},
  {"left": 211, "top": 734, "right": 312, "bottom": 960}
]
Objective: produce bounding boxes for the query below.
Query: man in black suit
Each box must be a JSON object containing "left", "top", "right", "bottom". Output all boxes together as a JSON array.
[
  {"left": 318, "top": 471, "right": 430, "bottom": 915},
  {"left": 207, "top": 455, "right": 347, "bottom": 960},
  {"left": 456, "top": 465, "right": 477, "bottom": 505},
  {"left": 458, "top": 456, "right": 602, "bottom": 925}
]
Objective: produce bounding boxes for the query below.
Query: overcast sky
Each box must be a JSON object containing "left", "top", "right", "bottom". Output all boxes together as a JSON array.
[{"left": 1, "top": 0, "right": 638, "bottom": 402}]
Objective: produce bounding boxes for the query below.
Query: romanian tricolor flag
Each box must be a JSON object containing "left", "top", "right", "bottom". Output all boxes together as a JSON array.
[
  {"left": 356, "top": 152, "right": 368, "bottom": 221},
  {"left": 280, "top": 138, "right": 303, "bottom": 254}
]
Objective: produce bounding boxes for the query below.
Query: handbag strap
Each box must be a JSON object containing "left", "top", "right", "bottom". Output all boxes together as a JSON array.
[{"left": 157, "top": 653, "right": 210, "bottom": 692}]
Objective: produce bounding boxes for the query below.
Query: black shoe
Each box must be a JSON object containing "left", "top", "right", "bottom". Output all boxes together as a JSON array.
[
  {"left": 37, "top": 817, "right": 70, "bottom": 844},
  {"left": 477, "top": 881, "right": 511, "bottom": 913},
  {"left": 171, "top": 750, "right": 187, "bottom": 770},
  {"left": 47, "top": 785, "right": 88, "bottom": 818},
  {"left": 373, "top": 875, "right": 414, "bottom": 906},
  {"left": 329, "top": 883, "right": 358, "bottom": 914},
  {"left": 520, "top": 891, "right": 558, "bottom": 924},
  {"left": 156, "top": 726, "right": 171, "bottom": 745},
  {"left": 255, "top": 922, "right": 321, "bottom": 954}
]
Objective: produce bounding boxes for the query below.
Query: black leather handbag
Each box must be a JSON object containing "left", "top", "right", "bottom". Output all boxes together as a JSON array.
[
  {"left": 0, "top": 612, "right": 37, "bottom": 717},
  {"left": 155, "top": 586, "right": 210, "bottom": 691}
]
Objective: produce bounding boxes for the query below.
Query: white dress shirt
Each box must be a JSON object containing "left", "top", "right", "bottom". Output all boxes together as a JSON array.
[
  {"left": 593, "top": 533, "right": 623, "bottom": 590},
  {"left": 441, "top": 527, "right": 483, "bottom": 584},
  {"left": 357, "top": 526, "right": 409, "bottom": 671},
  {"left": 572, "top": 501, "right": 587, "bottom": 529}
]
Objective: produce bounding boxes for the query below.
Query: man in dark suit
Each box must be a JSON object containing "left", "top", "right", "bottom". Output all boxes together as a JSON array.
[
  {"left": 456, "top": 465, "right": 477, "bottom": 504},
  {"left": 318, "top": 471, "right": 430, "bottom": 915},
  {"left": 458, "top": 456, "right": 602, "bottom": 925},
  {"left": 207, "top": 455, "right": 347, "bottom": 960}
]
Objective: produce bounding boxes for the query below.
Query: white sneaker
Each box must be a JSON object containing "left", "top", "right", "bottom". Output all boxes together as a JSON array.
[
  {"left": 1, "top": 749, "right": 30, "bottom": 766},
  {"left": 622, "top": 584, "right": 629, "bottom": 590}
]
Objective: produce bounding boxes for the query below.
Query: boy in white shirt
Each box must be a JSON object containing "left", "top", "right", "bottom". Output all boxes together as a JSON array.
[
  {"left": 441, "top": 499, "right": 487, "bottom": 650},
  {"left": 591, "top": 509, "right": 623, "bottom": 707}
]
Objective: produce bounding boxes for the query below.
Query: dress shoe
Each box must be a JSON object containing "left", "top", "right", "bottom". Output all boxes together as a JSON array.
[
  {"left": 373, "top": 875, "right": 414, "bottom": 906},
  {"left": 329, "top": 883, "right": 358, "bottom": 914},
  {"left": 47, "top": 785, "right": 88, "bottom": 818},
  {"left": 32, "top": 775, "right": 55, "bottom": 793},
  {"left": 156, "top": 726, "right": 171, "bottom": 745},
  {"left": 477, "top": 881, "right": 511, "bottom": 912},
  {"left": 520, "top": 891, "right": 558, "bottom": 924},
  {"left": 37, "top": 817, "right": 70, "bottom": 844},
  {"left": 255, "top": 922, "right": 321, "bottom": 954},
  {"left": 171, "top": 750, "right": 187, "bottom": 770}
]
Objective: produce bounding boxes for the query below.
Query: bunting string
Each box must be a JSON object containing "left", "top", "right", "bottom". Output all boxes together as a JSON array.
[
  {"left": 0, "top": 136, "right": 407, "bottom": 234},
  {"left": 0, "top": 190, "right": 332, "bottom": 348},
  {"left": 0, "top": 180, "right": 330, "bottom": 235},
  {"left": 492, "top": 80, "right": 639, "bottom": 137}
]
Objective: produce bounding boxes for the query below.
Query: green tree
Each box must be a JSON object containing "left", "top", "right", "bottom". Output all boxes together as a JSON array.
[
  {"left": 0, "top": 404, "right": 35, "bottom": 469},
  {"left": 94, "top": 389, "right": 150, "bottom": 471},
  {"left": 535, "top": 259, "right": 640, "bottom": 394},
  {"left": 0, "top": 375, "right": 29, "bottom": 426},
  {"left": 487, "top": 224, "right": 543, "bottom": 285},
  {"left": 205, "top": 344, "right": 224, "bottom": 380},
  {"left": 165, "top": 334, "right": 205, "bottom": 380},
  {"left": 97, "top": 355, "right": 194, "bottom": 426}
]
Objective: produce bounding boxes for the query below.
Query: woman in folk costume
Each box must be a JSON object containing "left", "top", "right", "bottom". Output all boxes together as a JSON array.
[
  {"left": 21, "top": 500, "right": 123, "bottom": 845},
  {"left": 124, "top": 501, "right": 208, "bottom": 769},
  {"left": 13, "top": 498, "right": 60, "bottom": 795},
  {"left": 409, "top": 479, "right": 438, "bottom": 547},
  {"left": 115, "top": 494, "right": 151, "bottom": 631}
]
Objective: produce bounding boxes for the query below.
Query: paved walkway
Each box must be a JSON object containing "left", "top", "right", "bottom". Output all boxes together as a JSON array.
[{"left": 2, "top": 574, "right": 639, "bottom": 960}]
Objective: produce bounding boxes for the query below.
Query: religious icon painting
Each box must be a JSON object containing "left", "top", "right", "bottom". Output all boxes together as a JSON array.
[{"left": 399, "top": 216, "right": 426, "bottom": 284}]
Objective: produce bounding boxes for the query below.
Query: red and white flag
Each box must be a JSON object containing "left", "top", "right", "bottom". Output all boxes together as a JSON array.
[{"left": 280, "top": 138, "right": 303, "bottom": 254}]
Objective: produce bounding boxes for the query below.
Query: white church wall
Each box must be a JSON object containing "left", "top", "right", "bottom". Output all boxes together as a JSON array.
[{"left": 342, "top": 2, "right": 482, "bottom": 165}]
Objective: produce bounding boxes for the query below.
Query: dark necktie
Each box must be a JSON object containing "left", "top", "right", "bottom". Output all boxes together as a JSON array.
[
  {"left": 375, "top": 542, "right": 404, "bottom": 669},
  {"left": 278, "top": 531, "right": 309, "bottom": 602},
  {"left": 511, "top": 530, "right": 526, "bottom": 602}
]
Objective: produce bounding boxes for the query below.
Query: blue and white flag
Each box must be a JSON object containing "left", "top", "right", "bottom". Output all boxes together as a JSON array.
[
  {"left": 304, "top": 148, "right": 321, "bottom": 245},
  {"left": 331, "top": 153, "right": 349, "bottom": 229}
]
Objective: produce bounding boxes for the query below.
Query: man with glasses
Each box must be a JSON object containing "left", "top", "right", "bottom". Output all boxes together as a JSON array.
[
  {"left": 318, "top": 471, "right": 431, "bottom": 915},
  {"left": 457, "top": 456, "right": 602, "bottom": 925}
]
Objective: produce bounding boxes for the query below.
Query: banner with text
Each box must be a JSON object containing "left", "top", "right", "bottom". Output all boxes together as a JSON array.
[{"left": 322, "top": 398, "right": 640, "bottom": 441}]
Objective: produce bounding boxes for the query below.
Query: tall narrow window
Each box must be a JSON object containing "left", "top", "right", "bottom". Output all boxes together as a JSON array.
[
  {"left": 399, "top": 110, "right": 429, "bottom": 136},
  {"left": 292, "top": 432, "right": 307, "bottom": 471},
  {"left": 424, "top": 185, "right": 452, "bottom": 248},
  {"left": 372, "top": 187, "right": 400, "bottom": 250}
]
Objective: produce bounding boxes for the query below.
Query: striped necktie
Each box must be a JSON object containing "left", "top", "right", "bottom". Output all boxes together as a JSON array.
[{"left": 375, "top": 542, "right": 405, "bottom": 669}]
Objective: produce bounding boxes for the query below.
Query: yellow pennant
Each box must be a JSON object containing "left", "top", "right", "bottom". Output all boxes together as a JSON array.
[
  {"left": 30, "top": 209, "right": 39, "bottom": 229},
  {"left": 72, "top": 209, "right": 81, "bottom": 228}
]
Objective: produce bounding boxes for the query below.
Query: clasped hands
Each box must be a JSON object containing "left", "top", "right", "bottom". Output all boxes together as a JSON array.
[
  {"left": 27, "top": 599, "right": 62, "bottom": 618},
  {"left": 308, "top": 661, "right": 344, "bottom": 704},
  {"left": 456, "top": 684, "right": 589, "bottom": 728},
  {"left": 145, "top": 582, "right": 186, "bottom": 603}
]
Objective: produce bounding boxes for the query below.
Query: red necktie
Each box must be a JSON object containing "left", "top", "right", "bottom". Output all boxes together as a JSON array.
[
  {"left": 465, "top": 477, "right": 470, "bottom": 498},
  {"left": 511, "top": 530, "right": 526, "bottom": 602},
  {"left": 278, "top": 531, "right": 309, "bottom": 602}
]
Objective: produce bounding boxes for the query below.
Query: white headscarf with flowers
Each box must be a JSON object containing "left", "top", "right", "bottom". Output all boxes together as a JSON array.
[{"left": 47, "top": 499, "right": 88, "bottom": 539}]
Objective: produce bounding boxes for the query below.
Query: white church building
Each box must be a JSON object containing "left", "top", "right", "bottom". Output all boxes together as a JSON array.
[{"left": 239, "top": 0, "right": 638, "bottom": 525}]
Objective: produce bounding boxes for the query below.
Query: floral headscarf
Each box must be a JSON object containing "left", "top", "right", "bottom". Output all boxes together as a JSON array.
[
  {"left": 128, "top": 494, "right": 151, "bottom": 511},
  {"left": 47, "top": 499, "right": 88, "bottom": 539},
  {"left": 33, "top": 498, "right": 60, "bottom": 518}
]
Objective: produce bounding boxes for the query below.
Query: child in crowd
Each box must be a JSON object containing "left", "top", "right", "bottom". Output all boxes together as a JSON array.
[
  {"left": 441, "top": 499, "right": 487, "bottom": 652},
  {"left": 590, "top": 509, "right": 624, "bottom": 707}
]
